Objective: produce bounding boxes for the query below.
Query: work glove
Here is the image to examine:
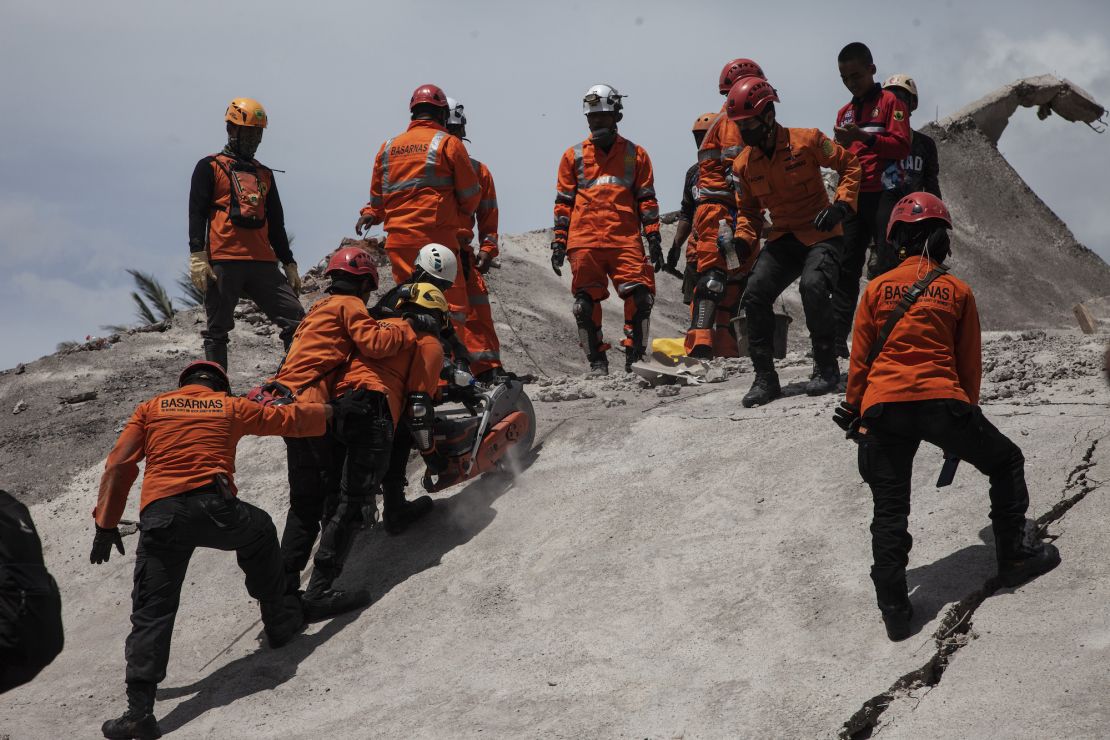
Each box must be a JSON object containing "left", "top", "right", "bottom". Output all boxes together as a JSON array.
[
  {"left": 832, "top": 401, "right": 862, "bottom": 439},
  {"left": 283, "top": 262, "right": 302, "bottom": 294},
  {"left": 666, "top": 244, "right": 681, "bottom": 272},
  {"left": 354, "top": 214, "right": 375, "bottom": 236},
  {"left": 189, "top": 252, "right": 217, "bottom": 293},
  {"left": 90, "top": 525, "right": 124, "bottom": 564},
  {"left": 475, "top": 250, "right": 493, "bottom": 274},
  {"left": 813, "top": 201, "right": 851, "bottom": 232},
  {"left": 647, "top": 233, "right": 664, "bottom": 273},
  {"left": 550, "top": 241, "right": 567, "bottom": 276},
  {"left": 404, "top": 312, "right": 442, "bottom": 336},
  {"left": 721, "top": 237, "right": 752, "bottom": 264},
  {"left": 329, "top": 392, "right": 372, "bottom": 421}
]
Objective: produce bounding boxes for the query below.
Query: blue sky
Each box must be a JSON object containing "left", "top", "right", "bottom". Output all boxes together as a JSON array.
[{"left": 1, "top": 0, "right": 1107, "bottom": 368}]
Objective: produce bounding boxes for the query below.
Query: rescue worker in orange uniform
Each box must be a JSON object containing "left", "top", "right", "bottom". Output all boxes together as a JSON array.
[
  {"left": 667, "top": 112, "right": 717, "bottom": 304},
  {"left": 445, "top": 97, "right": 507, "bottom": 382},
  {"left": 685, "top": 59, "right": 767, "bottom": 358},
  {"left": 355, "top": 84, "right": 481, "bottom": 334},
  {"left": 269, "top": 247, "right": 424, "bottom": 619},
  {"left": 727, "top": 77, "right": 861, "bottom": 407},
  {"left": 91, "top": 361, "right": 331, "bottom": 739},
  {"left": 188, "top": 98, "right": 305, "bottom": 370},
  {"left": 551, "top": 84, "right": 661, "bottom": 375},
  {"left": 337, "top": 283, "right": 449, "bottom": 536},
  {"left": 831, "top": 42, "right": 913, "bottom": 356},
  {"left": 836, "top": 192, "right": 1060, "bottom": 641}
]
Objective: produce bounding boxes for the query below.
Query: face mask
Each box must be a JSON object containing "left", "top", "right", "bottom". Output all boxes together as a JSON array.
[
  {"left": 590, "top": 127, "right": 617, "bottom": 148},
  {"left": 740, "top": 121, "right": 769, "bottom": 147},
  {"left": 228, "top": 128, "right": 263, "bottom": 159}
]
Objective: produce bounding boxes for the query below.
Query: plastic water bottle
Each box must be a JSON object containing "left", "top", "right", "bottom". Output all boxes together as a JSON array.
[{"left": 717, "top": 219, "right": 739, "bottom": 270}]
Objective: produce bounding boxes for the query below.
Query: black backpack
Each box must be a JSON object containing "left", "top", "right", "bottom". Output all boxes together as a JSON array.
[{"left": 0, "top": 490, "right": 64, "bottom": 694}]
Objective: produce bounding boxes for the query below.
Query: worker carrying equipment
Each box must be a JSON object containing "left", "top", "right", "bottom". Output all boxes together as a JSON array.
[
  {"left": 840, "top": 192, "right": 1060, "bottom": 642},
  {"left": 447, "top": 96, "right": 507, "bottom": 381},
  {"left": 355, "top": 84, "right": 480, "bottom": 344},
  {"left": 684, "top": 59, "right": 767, "bottom": 359},
  {"left": 189, "top": 97, "right": 304, "bottom": 371},
  {"left": 728, "top": 75, "right": 862, "bottom": 408},
  {"left": 552, "top": 84, "right": 660, "bottom": 374},
  {"left": 92, "top": 361, "right": 332, "bottom": 739}
]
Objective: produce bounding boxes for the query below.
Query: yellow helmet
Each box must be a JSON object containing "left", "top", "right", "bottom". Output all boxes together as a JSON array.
[
  {"left": 692, "top": 112, "right": 716, "bottom": 133},
  {"left": 398, "top": 282, "right": 449, "bottom": 316},
  {"left": 225, "top": 98, "right": 268, "bottom": 128}
]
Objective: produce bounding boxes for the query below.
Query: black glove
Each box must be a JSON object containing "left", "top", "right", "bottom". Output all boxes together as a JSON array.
[
  {"left": 331, "top": 392, "right": 372, "bottom": 419},
  {"left": 647, "top": 234, "right": 664, "bottom": 273},
  {"left": 550, "top": 241, "right": 567, "bottom": 276},
  {"left": 404, "top": 312, "right": 442, "bottom": 336},
  {"left": 666, "top": 244, "right": 681, "bottom": 271},
  {"left": 813, "top": 200, "right": 851, "bottom": 232},
  {"left": 833, "top": 402, "right": 862, "bottom": 439},
  {"left": 90, "top": 525, "right": 124, "bottom": 564},
  {"left": 730, "top": 238, "right": 752, "bottom": 263}
]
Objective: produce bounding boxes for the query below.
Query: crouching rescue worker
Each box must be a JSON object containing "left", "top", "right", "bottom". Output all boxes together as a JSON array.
[
  {"left": 91, "top": 361, "right": 331, "bottom": 739},
  {"left": 551, "top": 84, "right": 661, "bottom": 374},
  {"left": 356, "top": 84, "right": 480, "bottom": 336},
  {"left": 685, "top": 58, "right": 766, "bottom": 359},
  {"left": 727, "top": 77, "right": 861, "bottom": 407},
  {"left": 188, "top": 98, "right": 305, "bottom": 370},
  {"left": 270, "top": 247, "right": 421, "bottom": 619},
  {"left": 446, "top": 97, "right": 507, "bottom": 382},
  {"left": 340, "top": 283, "right": 449, "bottom": 537},
  {"left": 836, "top": 192, "right": 1060, "bottom": 641}
]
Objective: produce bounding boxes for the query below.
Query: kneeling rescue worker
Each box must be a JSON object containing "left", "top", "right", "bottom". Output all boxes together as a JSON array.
[
  {"left": 551, "top": 84, "right": 661, "bottom": 375},
  {"left": 727, "top": 76, "right": 861, "bottom": 407},
  {"left": 270, "top": 247, "right": 420, "bottom": 619},
  {"left": 91, "top": 361, "right": 332, "bottom": 739},
  {"left": 837, "top": 192, "right": 1060, "bottom": 641}
]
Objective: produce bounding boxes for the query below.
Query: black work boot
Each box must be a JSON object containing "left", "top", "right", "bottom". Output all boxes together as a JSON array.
[
  {"left": 997, "top": 522, "right": 1061, "bottom": 587},
  {"left": 687, "top": 344, "right": 713, "bottom": 360},
  {"left": 742, "top": 372, "right": 781, "bottom": 407},
  {"left": 260, "top": 594, "right": 305, "bottom": 648},
  {"left": 874, "top": 576, "right": 913, "bottom": 641},
  {"left": 624, "top": 346, "right": 645, "bottom": 373},
  {"left": 202, "top": 339, "right": 228, "bottom": 371},
  {"left": 806, "top": 342, "right": 841, "bottom": 396},
  {"left": 587, "top": 355, "right": 609, "bottom": 377},
  {"left": 382, "top": 485, "right": 434, "bottom": 535},
  {"left": 301, "top": 585, "right": 373, "bottom": 622},
  {"left": 102, "top": 682, "right": 161, "bottom": 739}
]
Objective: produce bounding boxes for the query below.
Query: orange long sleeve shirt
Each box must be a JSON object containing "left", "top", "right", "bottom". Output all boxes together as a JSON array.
[
  {"left": 93, "top": 386, "right": 327, "bottom": 528},
  {"left": 732, "top": 126, "right": 860, "bottom": 247},
  {"left": 695, "top": 107, "right": 742, "bottom": 207},
  {"left": 334, "top": 318, "right": 446, "bottom": 424},
  {"left": 552, "top": 134, "right": 660, "bottom": 250},
  {"left": 457, "top": 157, "right": 500, "bottom": 258},
  {"left": 360, "top": 120, "right": 481, "bottom": 248},
  {"left": 846, "top": 256, "right": 981, "bottom": 414},
  {"left": 273, "top": 293, "right": 416, "bottom": 404}
]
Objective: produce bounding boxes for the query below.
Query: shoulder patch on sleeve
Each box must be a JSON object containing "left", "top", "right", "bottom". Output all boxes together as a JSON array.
[
  {"left": 821, "top": 137, "right": 835, "bottom": 156},
  {"left": 893, "top": 110, "right": 905, "bottom": 122}
]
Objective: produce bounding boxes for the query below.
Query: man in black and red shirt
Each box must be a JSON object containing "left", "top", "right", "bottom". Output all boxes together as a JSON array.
[{"left": 830, "top": 43, "right": 911, "bottom": 358}]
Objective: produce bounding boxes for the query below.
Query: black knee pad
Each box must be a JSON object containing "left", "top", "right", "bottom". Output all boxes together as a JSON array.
[
  {"left": 692, "top": 269, "right": 725, "bottom": 330},
  {"left": 629, "top": 285, "right": 654, "bottom": 321},
  {"left": 572, "top": 292, "right": 596, "bottom": 328}
]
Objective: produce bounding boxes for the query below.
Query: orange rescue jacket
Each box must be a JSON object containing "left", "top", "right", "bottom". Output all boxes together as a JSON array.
[
  {"left": 553, "top": 134, "right": 661, "bottom": 250},
  {"left": 273, "top": 293, "right": 415, "bottom": 404},
  {"left": 695, "top": 107, "right": 742, "bottom": 207},
  {"left": 334, "top": 318, "right": 446, "bottom": 424},
  {"left": 207, "top": 153, "right": 278, "bottom": 261},
  {"left": 846, "top": 256, "right": 981, "bottom": 414},
  {"left": 360, "top": 120, "right": 481, "bottom": 249},
  {"left": 457, "top": 157, "right": 500, "bottom": 258},
  {"left": 732, "top": 126, "right": 861, "bottom": 247},
  {"left": 93, "top": 386, "right": 327, "bottom": 528}
]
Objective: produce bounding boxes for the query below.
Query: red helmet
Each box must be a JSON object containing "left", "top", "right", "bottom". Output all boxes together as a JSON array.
[
  {"left": 326, "top": 247, "right": 379, "bottom": 287},
  {"left": 178, "top": 360, "right": 230, "bottom": 391},
  {"left": 886, "top": 192, "right": 952, "bottom": 240},
  {"left": 726, "top": 77, "right": 779, "bottom": 121},
  {"left": 718, "top": 58, "right": 765, "bottom": 95},
  {"left": 409, "top": 84, "right": 448, "bottom": 110}
]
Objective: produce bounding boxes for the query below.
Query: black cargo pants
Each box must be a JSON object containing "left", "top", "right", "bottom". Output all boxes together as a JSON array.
[
  {"left": 857, "top": 399, "right": 1030, "bottom": 604},
  {"left": 202, "top": 261, "right": 305, "bottom": 364},
  {"left": 831, "top": 190, "right": 899, "bottom": 348},
  {"left": 280, "top": 435, "right": 339, "bottom": 586},
  {"left": 741, "top": 235, "right": 840, "bottom": 368},
  {"left": 124, "top": 488, "right": 287, "bottom": 686}
]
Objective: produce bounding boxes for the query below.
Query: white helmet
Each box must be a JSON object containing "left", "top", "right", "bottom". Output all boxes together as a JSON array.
[
  {"left": 446, "top": 97, "right": 466, "bottom": 128},
  {"left": 415, "top": 243, "right": 458, "bottom": 287},
  {"left": 583, "top": 84, "right": 624, "bottom": 118}
]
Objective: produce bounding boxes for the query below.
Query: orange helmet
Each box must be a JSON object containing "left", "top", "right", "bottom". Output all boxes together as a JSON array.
[
  {"left": 692, "top": 112, "right": 716, "bottom": 133},
  {"left": 225, "top": 98, "right": 268, "bottom": 128}
]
